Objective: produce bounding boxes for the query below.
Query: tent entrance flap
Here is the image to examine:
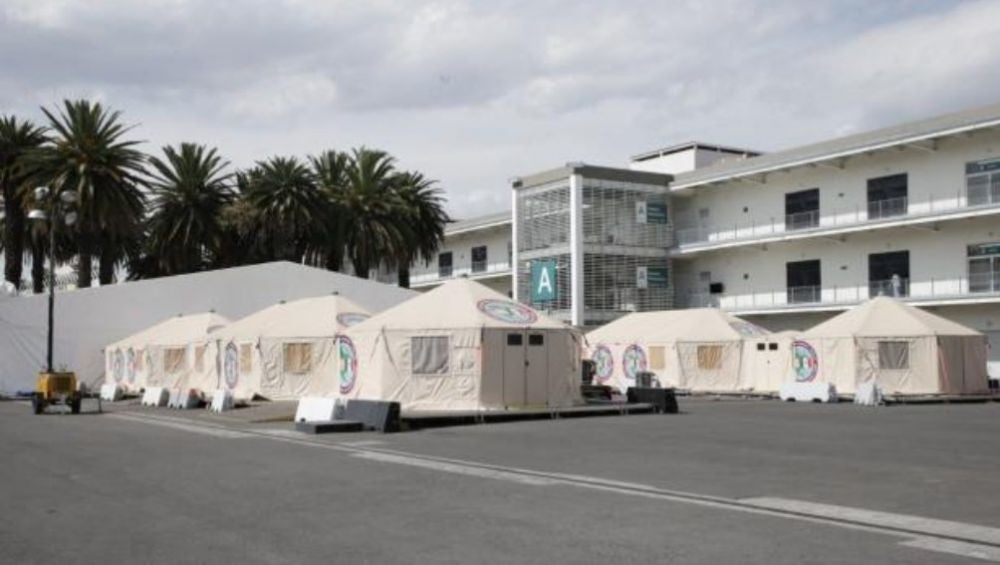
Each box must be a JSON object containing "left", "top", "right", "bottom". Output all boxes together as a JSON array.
[{"left": 502, "top": 332, "right": 527, "bottom": 406}]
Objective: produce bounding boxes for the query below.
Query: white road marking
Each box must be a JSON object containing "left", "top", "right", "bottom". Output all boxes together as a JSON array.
[
  {"left": 352, "top": 451, "right": 556, "bottom": 486},
  {"left": 108, "top": 413, "right": 252, "bottom": 439},
  {"left": 743, "top": 497, "right": 1000, "bottom": 546},
  {"left": 340, "top": 440, "right": 386, "bottom": 447},
  {"left": 902, "top": 537, "right": 1000, "bottom": 562}
]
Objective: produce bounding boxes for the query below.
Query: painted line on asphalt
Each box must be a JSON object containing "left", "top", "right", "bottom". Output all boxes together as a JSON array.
[{"left": 106, "top": 411, "right": 1000, "bottom": 560}]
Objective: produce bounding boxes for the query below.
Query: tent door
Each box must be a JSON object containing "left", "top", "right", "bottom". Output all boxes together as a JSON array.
[
  {"left": 525, "top": 332, "right": 548, "bottom": 405},
  {"left": 502, "top": 332, "right": 527, "bottom": 406}
]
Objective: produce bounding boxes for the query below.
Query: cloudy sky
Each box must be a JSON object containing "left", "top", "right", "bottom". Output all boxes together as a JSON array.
[{"left": 2, "top": 0, "right": 999, "bottom": 219}]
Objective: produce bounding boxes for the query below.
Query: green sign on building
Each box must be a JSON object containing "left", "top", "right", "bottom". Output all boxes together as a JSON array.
[{"left": 531, "top": 260, "right": 557, "bottom": 302}]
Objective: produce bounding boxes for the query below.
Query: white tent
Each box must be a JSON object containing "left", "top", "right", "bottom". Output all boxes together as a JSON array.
[
  {"left": 104, "top": 312, "right": 230, "bottom": 393},
  {"left": 341, "top": 279, "right": 583, "bottom": 412},
  {"left": 585, "top": 309, "right": 773, "bottom": 393},
  {"left": 794, "top": 297, "right": 989, "bottom": 395},
  {"left": 205, "top": 294, "right": 372, "bottom": 401}
]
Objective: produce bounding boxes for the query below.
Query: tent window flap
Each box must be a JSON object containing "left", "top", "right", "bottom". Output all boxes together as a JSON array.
[
  {"left": 194, "top": 346, "right": 206, "bottom": 372},
  {"left": 878, "top": 341, "right": 909, "bottom": 370},
  {"left": 697, "top": 345, "right": 723, "bottom": 370},
  {"left": 163, "top": 348, "right": 186, "bottom": 374},
  {"left": 240, "top": 344, "right": 253, "bottom": 374},
  {"left": 649, "top": 346, "right": 666, "bottom": 370},
  {"left": 283, "top": 342, "right": 314, "bottom": 374},
  {"left": 412, "top": 336, "right": 450, "bottom": 375}
]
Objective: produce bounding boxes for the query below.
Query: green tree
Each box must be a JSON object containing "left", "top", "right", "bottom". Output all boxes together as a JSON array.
[
  {"left": 307, "top": 150, "right": 350, "bottom": 271},
  {"left": 145, "top": 143, "right": 233, "bottom": 275},
  {"left": 31, "top": 100, "right": 146, "bottom": 287},
  {"left": 392, "top": 170, "right": 449, "bottom": 287},
  {"left": 0, "top": 116, "right": 47, "bottom": 290},
  {"left": 246, "top": 156, "right": 326, "bottom": 262}
]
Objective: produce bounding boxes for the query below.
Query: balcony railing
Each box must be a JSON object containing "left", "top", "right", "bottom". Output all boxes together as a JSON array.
[
  {"left": 680, "top": 272, "right": 1000, "bottom": 312},
  {"left": 675, "top": 189, "right": 1000, "bottom": 249},
  {"left": 412, "top": 261, "right": 512, "bottom": 285}
]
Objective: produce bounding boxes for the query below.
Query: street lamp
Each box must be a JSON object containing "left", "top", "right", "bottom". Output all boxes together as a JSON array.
[{"left": 28, "top": 185, "right": 77, "bottom": 373}]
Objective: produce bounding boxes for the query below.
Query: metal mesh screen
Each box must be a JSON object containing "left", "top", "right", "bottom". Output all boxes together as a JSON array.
[
  {"left": 582, "top": 181, "right": 671, "bottom": 247},
  {"left": 516, "top": 182, "right": 571, "bottom": 254},
  {"left": 582, "top": 253, "right": 673, "bottom": 323}
]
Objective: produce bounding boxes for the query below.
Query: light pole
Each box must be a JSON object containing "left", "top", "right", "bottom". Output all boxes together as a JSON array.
[{"left": 28, "top": 185, "right": 77, "bottom": 373}]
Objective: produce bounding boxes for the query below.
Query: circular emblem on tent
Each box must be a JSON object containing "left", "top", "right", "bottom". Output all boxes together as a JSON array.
[
  {"left": 792, "top": 340, "right": 819, "bottom": 382},
  {"left": 592, "top": 345, "right": 614, "bottom": 383},
  {"left": 336, "top": 312, "right": 370, "bottom": 328},
  {"left": 112, "top": 350, "right": 124, "bottom": 383},
  {"left": 622, "top": 344, "right": 647, "bottom": 381},
  {"left": 126, "top": 348, "right": 137, "bottom": 383},
  {"left": 337, "top": 336, "right": 358, "bottom": 394},
  {"left": 476, "top": 299, "right": 538, "bottom": 325},
  {"left": 223, "top": 342, "right": 239, "bottom": 389}
]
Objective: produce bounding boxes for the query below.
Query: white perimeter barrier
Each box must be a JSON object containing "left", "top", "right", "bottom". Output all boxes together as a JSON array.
[
  {"left": 210, "top": 389, "right": 234, "bottom": 413},
  {"left": 779, "top": 381, "right": 838, "bottom": 403},
  {"left": 295, "top": 397, "right": 343, "bottom": 423},
  {"left": 853, "top": 381, "right": 884, "bottom": 406},
  {"left": 141, "top": 387, "right": 170, "bottom": 407},
  {"left": 99, "top": 384, "right": 123, "bottom": 402},
  {"left": 168, "top": 389, "right": 202, "bottom": 409}
]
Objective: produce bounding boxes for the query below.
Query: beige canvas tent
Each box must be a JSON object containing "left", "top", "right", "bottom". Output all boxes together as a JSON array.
[
  {"left": 203, "top": 294, "right": 372, "bottom": 401},
  {"left": 340, "top": 279, "right": 582, "bottom": 411},
  {"left": 585, "top": 309, "right": 775, "bottom": 393},
  {"left": 104, "top": 312, "right": 231, "bottom": 393},
  {"left": 793, "top": 297, "right": 989, "bottom": 395}
]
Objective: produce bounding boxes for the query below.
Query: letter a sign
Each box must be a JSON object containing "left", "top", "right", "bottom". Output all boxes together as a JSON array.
[{"left": 531, "top": 260, "right": 557, "bottom": 302}]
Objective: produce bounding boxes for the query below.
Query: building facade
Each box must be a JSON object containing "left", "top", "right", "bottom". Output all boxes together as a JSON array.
[{"left": 397, "top": 103, "right": 1000, "bottom": 377}]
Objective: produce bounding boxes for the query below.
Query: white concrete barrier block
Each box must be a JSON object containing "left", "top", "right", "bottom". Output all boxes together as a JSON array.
[
  {"left": 294, "top": 397, "right": 342, "bottom": 423},
  {"left": 141, "top": 387, "right": 169, "bottom": 407},
  {"left": 779, "top": 381, "right": 837, "bottom": 403},
  {"left": 168, "top": 389, "right": 202, "bottom": 409},
  {"left": 100, "top": 384, "right": 123, "bottom": 402},
  {"left": 210, "top": 389, "right": 234, "bottom": 413},
  {"left": 853, "top": 381, "right": 883, "bottom": 406}
]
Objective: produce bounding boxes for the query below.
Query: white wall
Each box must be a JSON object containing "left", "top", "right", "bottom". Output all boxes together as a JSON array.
[{"left": 630, "top": 149, "right": 697, "bottom": 175}]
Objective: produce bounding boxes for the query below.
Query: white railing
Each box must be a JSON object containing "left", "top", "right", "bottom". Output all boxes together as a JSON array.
[
  {"left": 410, "top": 261, "right": 512, "bottom": 285},
  {"left": 675, "top": 188, "right": 1000, "bottom": 248},
  {"left": 680, "top": 272, "right": 1000, "bottom": 312}
]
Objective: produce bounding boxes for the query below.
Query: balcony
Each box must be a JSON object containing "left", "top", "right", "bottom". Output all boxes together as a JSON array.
[
  {"left": 680, "top": 272, "right": 1000, "bottom": 314},
  {"left": 673, "top": 189, "right": 1000, "bottom": 253},
  {"left": 410, "top": 260, "right": 512, "bottom": 287}
]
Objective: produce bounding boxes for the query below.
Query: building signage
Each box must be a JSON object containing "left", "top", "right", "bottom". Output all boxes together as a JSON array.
[
  {"left": 637, "top": 265, "right": 669, "bottom": 289},
  {"left": 966, "top": 158, "right": 1000, "bottom": 175},
  {"left": 530, "top": 260, "right": 557, "bottom": 302},
  {"left": 636, "top": 200, "right": 668, "bottom": 224}
]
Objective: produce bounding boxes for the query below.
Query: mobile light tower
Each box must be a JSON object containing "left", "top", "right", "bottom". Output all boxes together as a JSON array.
[{"left": 27, "top": 184, "right": 82, "bottom": 414}]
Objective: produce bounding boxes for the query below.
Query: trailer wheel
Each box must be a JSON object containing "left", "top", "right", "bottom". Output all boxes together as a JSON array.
[
  {"left": 70, "top": 396, "right": 82, "bottom": 414},
  {"left": 32, "top": 396, "right": 45, "bottom": 415}
]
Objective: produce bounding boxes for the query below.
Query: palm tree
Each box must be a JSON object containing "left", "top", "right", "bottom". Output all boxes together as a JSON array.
[
  {"left": 0, "top": 116, "right": 47, "bottom": 290},
  {"left": 246, "top": 156, "right": 326, "bottom": 262},
  {"left": 307, "top": 150, "right": 349, "bottom": 271},
  {"left": 144, "top": 143, "right": 233, "bottom": 275},
  {"left": 392, "top": 171, "right": 450, "bottom": 287},
  {"left": 31, "top": 100, "right": 146, "bottom": 287},
  {"left": 338, "top": 147, "right": 408, "bottom": 279}
]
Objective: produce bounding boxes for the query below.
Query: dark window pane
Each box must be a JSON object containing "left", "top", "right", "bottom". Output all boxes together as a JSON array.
[
  {"left": 868, "top": 251, "right": 909, "bottom": 297},
  {"left": 769, "top": 343, "right": 779, "bottom": 351},
  {"left": 471, "top": 246, "right": 487, "bottom": 273},
  {"left": 867, "top": 174, "right": 908, "bottom": 219},
  {"left": 506, "top": 333, "right": 523, "bottom": 346},
  {"left": 438, "top": 252, "right": 453, "bottom": 278},
  {"left": 785, "top": 189, "right": 820, "bottom": 230},
  {"left": 528, "top": 334, "right": 544, "bottom": 346},
  {"left": 756, "top": 343, "right": 766, "bottom": 351}
]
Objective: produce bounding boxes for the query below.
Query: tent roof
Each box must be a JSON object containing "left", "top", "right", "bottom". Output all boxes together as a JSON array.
[
  {"left": 586, "top": 308, "right": 769, "bottom": 344},
  {"left": 349, "top": 279, "right": 569, "bottom": 331},
  {"left": 803, "top": 297, "right": 982, "bottom": 338},
  {"left": 107, "top": 312, "right": 231, "bottom": 349},
  {"left": 212, "top": 294, "right": 371, "bottom": 340}
]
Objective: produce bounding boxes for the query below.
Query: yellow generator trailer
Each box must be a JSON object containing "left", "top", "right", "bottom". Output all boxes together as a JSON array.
[{"left": 33, "top": 372, "right": 82, "bottom": 415}]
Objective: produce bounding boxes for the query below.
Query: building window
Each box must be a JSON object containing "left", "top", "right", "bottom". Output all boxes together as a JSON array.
[
  {"left": 968, "top": 243, "right": 1000, "bottom": 293},
  {"left": 869, "top": 251, "right": 909, "bottom": 298},
  {"left": 528, "top": 334, "right": 544, "bottom": 346},
  {"left": 411, "top": 336, "right": 450, "bottom": 375},
  {"left": 785, "top": 188, "right": 819, "bottom": 230},
  {"left": 786, "top": 260, "right": 821, "bottom": 304},
  {"left": 506, "top": 333, "right": 523, "bottom": 346},
  {"left": 438, "top": 251, "right": 453, "bottom": 278},
  {"left": 966, "top": 159, "right": 1000, "bottom": 206},
  {"left": 471, "top": 245, "right": 488, "bottom": 273},
  {"left": 867, "top": 174, "right": 908, "bottom": 219},
  {"left": 878, "top": 341, "right": 909, "bottom": 370}
]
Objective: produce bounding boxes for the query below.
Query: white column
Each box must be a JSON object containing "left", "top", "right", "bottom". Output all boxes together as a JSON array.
[
  {"left": 569, "top": 173, "right": 584, "bottom": 326},
  {"left": 510, "top": 184, "right": 520, "bottom": 302}
]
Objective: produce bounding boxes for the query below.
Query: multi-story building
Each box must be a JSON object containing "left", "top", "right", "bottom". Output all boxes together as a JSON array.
[{"left": 395, "top": 103, "right": 1000, "bottom": 377}]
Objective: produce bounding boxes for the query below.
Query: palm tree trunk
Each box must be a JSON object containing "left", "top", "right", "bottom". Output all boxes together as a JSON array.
[
  {"left": 99, "top": 243, "right": 116, "bottom": 285},
  {"left": 352, "top": 255, "right": 370, "bottom": 279},
  {"left": 397, "top": 267, "right": 410, "bottom": 288},
  {"left": 77, "top": 238, "right": 93, "bottom": 288},
  {"left": 31, "top": 235, "right": 44, "bottom": 294},
  {"left": 3, "top": 184, "right": 24, "bottom": 289}
]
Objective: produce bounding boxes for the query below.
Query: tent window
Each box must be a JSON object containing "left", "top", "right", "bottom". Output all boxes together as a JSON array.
[
  {"left": 240, "top": 344, "right": 253, "bottom": 374},
  {"left": 697, "top": 345, "right": 723, "bottom": 370},
  {"left": 528, "top": 334, "right": 544, "bottom": 346},
  {"left": 506, "top": 333, "right": 523, "bottom": 346},
  {"left": 283, "top": 342, "right": 313, "bottom": 374},
  {"left": 135, "top": 349, "right": 145, "bottom": 371},
  {"left": 649, "top": 346, "right": 666, "bottom": 370},
  {"left": 412, "top": 336, "right": 449, "bottom": 375},
  {"left": 194, "top": 346, "right": 206, "bottom": 372},
  {"left": 163, "top": 348, "right": 186, "bottom": 374},
  {"left": 756, "top": 343, "right": 766, "bottom": 351},
  {"left": 769, "top": 343, "right": 779, "bottom": 351},
  {"left": 878, "top": 341, "right": 909, "bottom": 370}
]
